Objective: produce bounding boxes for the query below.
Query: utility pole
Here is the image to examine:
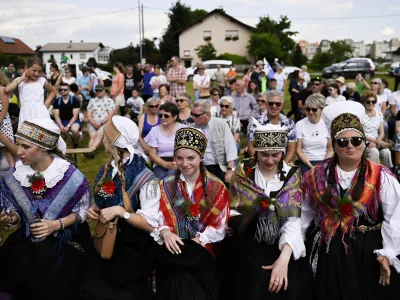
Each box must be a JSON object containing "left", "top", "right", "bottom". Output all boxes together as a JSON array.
[
  {"left": 141, "top": 3, "right": 145, "bottom": 64},
  {"left": 138, "top": 0, "right": 142, "bottom": 62}
]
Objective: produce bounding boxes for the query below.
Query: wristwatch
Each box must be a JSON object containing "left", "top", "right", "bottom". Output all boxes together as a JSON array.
[{"left": 123, "top": 212, "right": 131, "bottom": 220}]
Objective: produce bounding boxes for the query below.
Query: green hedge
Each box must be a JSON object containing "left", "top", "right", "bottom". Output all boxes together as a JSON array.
[{"left": 216, "top": 53, "right": 250, "bottom": 64}]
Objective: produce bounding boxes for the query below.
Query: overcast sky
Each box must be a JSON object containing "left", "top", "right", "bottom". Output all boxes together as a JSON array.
[{"left": 1, "top": 0, "right": 399, "bottom": 50}]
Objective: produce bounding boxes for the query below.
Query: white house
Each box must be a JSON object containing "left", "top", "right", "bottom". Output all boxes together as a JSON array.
[{"left": 39, "top": 41, "right": 113, "bottom": 65}]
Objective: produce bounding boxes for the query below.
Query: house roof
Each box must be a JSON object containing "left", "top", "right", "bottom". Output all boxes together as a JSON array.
[
  {"left": 98, "top": 46, "right": 113, "bottom": 56},
  {"left": 175, "top": 9, "right": 255, "bottom": 36},
  {"left": 0, "top": 36, "right": 36, "bottom": 55},
  {"left": 39, "top": 42, "right": 104, "bottom": 52}
]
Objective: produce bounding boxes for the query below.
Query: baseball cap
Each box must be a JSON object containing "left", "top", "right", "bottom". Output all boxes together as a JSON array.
[
  {"left": 95, "top": 84, "right": 105, "bottom": 91},
  {"left": 256, "top": 60, "right": 264, "bottom": 66}
]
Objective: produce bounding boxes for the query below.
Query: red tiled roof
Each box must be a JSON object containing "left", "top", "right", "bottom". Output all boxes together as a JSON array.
[{"left": 0, "top": 37, "right": 36, "bottom": 55}]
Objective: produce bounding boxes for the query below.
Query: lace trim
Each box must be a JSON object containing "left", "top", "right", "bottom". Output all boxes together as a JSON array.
[{"left": 13, "top": 157, "right": 71, "bottom": 188}]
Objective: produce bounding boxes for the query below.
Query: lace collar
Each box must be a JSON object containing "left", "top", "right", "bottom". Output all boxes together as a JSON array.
[{"left": 14, "top": 156, "right": 71, "bottom": 188}]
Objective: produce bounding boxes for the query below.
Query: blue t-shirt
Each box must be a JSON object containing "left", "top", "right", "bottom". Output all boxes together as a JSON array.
[
  {"left": 76, "top": 75, "right": 91, "bottom": 100},
  {"left": 142, "top": 72, "right": 155, "bottom": 95},
  {"left": 395, "top": 67, "right": 400, "bottom": 75}
]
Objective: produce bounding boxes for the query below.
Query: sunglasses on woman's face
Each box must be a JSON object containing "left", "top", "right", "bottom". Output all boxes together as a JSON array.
[
  {"left": 220, "top": 104, "right": 230, "bottom": 109},
  {"left": 256, "top": 99, "right": 266, "bottom": 104},
  {"left": 159, "top": 113, "right": 171, "bottom": 119},
  {"left": 213, "top": 93, "right": 220, "bottom": 96},
  {"left": 267, "top": 101, "right": 282, "bottom": 107},
  {"left": 335, "top": 136, "right": 364, "bottom": 148},
  {"left": 175, "top": 99, "right": 186, "bottom": 103},
  {"left": 149, "top": 105, "right": 159, "bottom": 108},
  {"left": 198, "top": 68, "right": 204, "bottom": 70},
  {"left": 305, "top": 107, "right": 319, "bottom": 113},
  {"left": 371, "top": 82, "right": 379, "bottom": 85},
  {"left": 366, "top": 100, "right": 377, "bottom": 105}
]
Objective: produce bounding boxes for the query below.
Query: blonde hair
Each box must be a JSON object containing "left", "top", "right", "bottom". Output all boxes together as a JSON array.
[
  {"left": 346, "top": 82, "right": 356, "bottom": 93},
  {"left": 0, "top": 70, "right": 9, "bottom": 87}
]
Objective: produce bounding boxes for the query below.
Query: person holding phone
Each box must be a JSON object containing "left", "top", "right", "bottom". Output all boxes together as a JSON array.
[{"left": 0, "top": 118, "right": 91, "bottom": 300}]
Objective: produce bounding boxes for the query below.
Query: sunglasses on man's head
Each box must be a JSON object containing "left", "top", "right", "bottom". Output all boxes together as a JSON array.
[
  {"left": 305, "top": 107, "right": 319, "bottom": 113},
  {"left": 220, "top": 104, "right": 230, "bottom": 109},
  {"left": 159, "top": 113, "right": 171, "bottom": 119},
  {"left": 267, "top": 101, "right": 282, "bottom": 107},
  {"left": 191, "top": 111, "right": 206, "bottom": 118},
  {"left": 335, "top": 136, "right": 364, "bottom": 148}
]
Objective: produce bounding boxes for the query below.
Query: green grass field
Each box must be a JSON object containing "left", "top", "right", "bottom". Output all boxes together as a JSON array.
[{"left": 0, "top": 74, "right": 396, "bottom": 243}]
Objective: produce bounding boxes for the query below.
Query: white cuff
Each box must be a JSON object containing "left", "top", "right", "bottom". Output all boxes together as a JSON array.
[
  {"left": 374, "top": 248, "right": 400, "bottom": 272},
  {"left": 197, "top": 232, "right": 208, "bottom": 247},
  {"left": 151, "top": 226, "right": 170, "bottom": 245}
]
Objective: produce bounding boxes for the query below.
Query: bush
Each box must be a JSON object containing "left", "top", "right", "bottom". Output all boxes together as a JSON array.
[
  {"left": 216, "top": 53, "right": 249, "bottom": 64},
  {"left": 97, "top": 63, "right": 114, "bottom": 73}
]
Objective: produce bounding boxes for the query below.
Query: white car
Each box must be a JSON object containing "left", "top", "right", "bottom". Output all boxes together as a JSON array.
[
  {"left": 389, "top": 62, "right": 400, "bottom": 76},
  {"left": 282, "top": 66, "right": 301, "bottom": 78},
  {"left": 186, "top": 60, "right": 232, "bottom": 81}
]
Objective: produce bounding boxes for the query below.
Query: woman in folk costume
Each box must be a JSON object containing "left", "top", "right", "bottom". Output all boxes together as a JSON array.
[
  {"left": 153, "top": 127, "right": 230, "bottom": 300},
  {"left": 224, "top": 121, "right": 313, "bottom": 300},
  {"left": 81, "top": 116, "right": 160, "bottom": 300},
  {"left": 302, "top": 101, "right": 400, "bottom": 300},
  {"left": 0, "top": 118, "right": 91, "bottom": 300}
]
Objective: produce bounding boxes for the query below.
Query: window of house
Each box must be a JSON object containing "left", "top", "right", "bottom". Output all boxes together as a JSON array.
[
  {"left": 203, "top": 31, "right": 212, "bottom": 40},
  {"left": 80, "top": 54, "right": 86, "bottom": 59},
  {"left": 183, "top": 50, "right": 191, "bottom": 57},
  {"left": 225, "top": 30, "right": 239, "bottom": 38},
  {"left": 70, "top": 54, "right": 73, "bottom": 59}
]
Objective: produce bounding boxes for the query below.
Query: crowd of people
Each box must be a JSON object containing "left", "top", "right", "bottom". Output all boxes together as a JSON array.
[{"left": 0, "top": 55, "right": 399, "bottom": 300}]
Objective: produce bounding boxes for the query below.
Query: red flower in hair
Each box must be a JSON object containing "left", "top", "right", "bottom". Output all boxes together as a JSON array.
[
  {"left": 189, "top": 204, "right": 200, "bottom": 217},
  {"left": 340, "top": 203, "right": 353, "bottom": 217},
  {"left": 261, "top": 200, "right": 269, "bottom": 211}
]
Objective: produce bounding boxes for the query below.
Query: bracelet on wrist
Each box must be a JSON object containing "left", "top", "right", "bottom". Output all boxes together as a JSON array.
[{"left": 58, "top": 218, "right": 65, "bottom": 230}]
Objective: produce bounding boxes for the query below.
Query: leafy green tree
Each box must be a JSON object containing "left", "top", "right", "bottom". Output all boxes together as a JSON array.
[
  {"left": 196, "top": 42, "right": 217, "bottom": 61},
  {"left": 291, "top": 44, "right": 308, "bottom": 67},
  {"left": 248, "top": 33, "right": 283, "bottom": 63},
  {"left": 159, "top": 1, "right": 207, "bottom": 62},
  {"left": 328, "top": 40, "right": 353, "bottom": 63},
  {"left": 309, "top": 52, "right": 334, "bottom": 70},
  {"left": 111, "top": 44, "right": 139, "bottom": 66}
]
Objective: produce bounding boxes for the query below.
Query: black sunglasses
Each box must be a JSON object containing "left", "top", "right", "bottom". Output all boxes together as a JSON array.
[
  {"left": 267, "top": 102, "right": 282, "bottom": 107},
  {"left": 159, "top": 113, "right": 171, "bottom": 119},
  {"left": 313, "top": 83, "right": 321, "bottom": 86},
  {"left": 371, "top": 82, "right": 379, "bottom": 85},
  {"left": 191, "top": 111, "right": 206, "bottom": 118},
  {"left": 220, "top": 104, "right": 230, "bottom": 109},
  {"left": 59, "top": 88, "right": 68, "bottom": 92},
  {"left": 149, "top": 104, "right": 159, "bottom": 108},
  {"left": 95, "top": 89, "right": 103, "bottom": 92},
  {"left": 213, "top": 93, "right": 220, "bottom": 96},
  {"left": 366, "top": 100, "right": 377, "bottom": 105},
  {"left": 198, "top": 68, "right": 204, "bottom": 70},
  {"left": 256, "top": 99, "right": 266, "bottom": 103},
  {"left": 305, "top": 107, "right": 319, "bottom": 113},
  {"left": 335, "top": 136, "right": 364, "bottom": 148},
  {"left": 175, "top": 99, "right": 186, "bottom": 103}
]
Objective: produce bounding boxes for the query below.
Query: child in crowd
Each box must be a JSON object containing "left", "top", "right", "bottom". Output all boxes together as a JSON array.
[
  {"left": 260, "top": 71, "right": 267, "bottom": 92},
  {"left": 126, "top": 88, "right": 144, "bottom": 121},
  {"left": 5, "top": 57, "right": 56, "bottom": 127}
]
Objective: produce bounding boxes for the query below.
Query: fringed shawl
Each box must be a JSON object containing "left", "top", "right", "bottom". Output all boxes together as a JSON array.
[
  {"left": 302, "top": 157, "right": 382, "bottom": 250},
  {"left": 229, "top": 158, "right": 302, "bottom": 244}
]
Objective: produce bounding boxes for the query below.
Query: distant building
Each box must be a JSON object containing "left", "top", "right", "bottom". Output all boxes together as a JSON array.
[
  {"left": 0, "top": 36, "right": 36, "bottom": 56},
  {"left": 177, "top": 8, "right": 255, "bottom": 67},
  {"left": 297, "top": 40, "right": 318, "bottom": 60},
  {"left": 38, "top": 41, "right": 113, "bottom": 65},
  {"left": 371, "top": 38, "right": 400, "bottom": 60},
  {"left": 352, "top": 41, "right": 366, "bottom": 57},
  {"left": 318, "top": 40, "right": 331, "bottom": 53}
]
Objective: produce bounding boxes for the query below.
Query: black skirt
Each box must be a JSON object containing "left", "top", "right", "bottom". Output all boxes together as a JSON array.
[
  {"left": 156, "top": 239, "right": 220, "bottom": 300},
  {"left": 312, "top": 229, "right": 400, "bottom": 300},
  {"left": 80, "top": 220, "right": 157, "bottom": 300},
  {"left": 221, "top": 215, "right": 313, "bottom": 300},
  {"left": 0, "top": 222, "right": 91, "bottom": 300}
]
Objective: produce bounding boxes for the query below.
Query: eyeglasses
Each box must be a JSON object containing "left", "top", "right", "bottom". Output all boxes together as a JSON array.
[
  {"left": 220, "top": 104, "right": 230, "bottom": 109},
  {"left": 149, "top": 105, "right": 159, "bottom": 108},
  {"left": 267, "top": 102, "right": 282, "bottom": 107},
  {"left": 175, "top": 99, "right": 186, "bottom": 103},
  {"left": 159, "top": 113, "right": 171, "bottom": 119},
  {"left": 198, "top": 68, "right": 204, "bottom": 70},
  {"left": 313, "top": 83, "right": 321, "bottom": 86},
  {"left": 335, "top": 136, "right": 364, "bottom": 148},
  {"left": 95, "top": 89, "right": 103, "bottom": 92},
  {"left": 366, "top": 100, "right": 377, "bottom": 104},
  {"left": 371, "top": 82, "right": 379, "bottom": 85},
  {"left": 213, "top": 93, "right": 220, "bottom": 96},
  {"left": 305, "top": 107, "right": 319, "bottom": 113},
  {"left": 59, "top": 88, "right": 68, "bottom": 92},
  {"left": 256, "top": 99, "right": 266, "bottom": 103},
  {"left": 191, "top": 111, "right": 206, "bottom": 118}
]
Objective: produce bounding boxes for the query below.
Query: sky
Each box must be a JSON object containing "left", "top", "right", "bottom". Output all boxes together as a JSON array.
[{"left": 0, "top": 0, "right": 399, "bottom": 50}]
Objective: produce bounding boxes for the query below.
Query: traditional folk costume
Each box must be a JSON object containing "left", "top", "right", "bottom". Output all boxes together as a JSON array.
[
  {"left": 0, "top": 119, "right": 91, "bottom": 300},
  {"left": 154, "top": 127, "right": 230, "bottom": 300},
  {"left": 302, "top": 101, "right": 400, "bottom": 300},
  {"left": 224, "top": 123, "right": 312, "bottom": 300},
  {"left": 80, "top": 116, "right": 159, "bottom": 300}
]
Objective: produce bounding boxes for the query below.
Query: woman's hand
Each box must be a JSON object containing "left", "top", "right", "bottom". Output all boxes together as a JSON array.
[
  {"left": 30, "top": 219, "right": 60, "bottom": 239},
  {"left": 368, "top": 142, "right": 377, "bottom": 148},
  {"left": 262, "top": 257, "right": 289, "bottom": 293},
  {"left": 225, "top": 224, "right": 234, "bottom": 237},
  {"left": 161, "top": 229, "right": 184, "bottom": 254},
  {"left": 87, "top": 203, "right": 101, "bottom": 220},
  {"left": 164, "top": 161, "right": 177, "bottom": 170},
  {"left": 99, "top": 206, "right": 125, "bottom": 224},
  {"left": 225, "top": 170, "right": 233, "bottom": 183},
  {"left": 377, "top": 256, "right": 391, "bottom": 286},
  {"left": 0, "top": 209, "right": 17, "bottom": 226}
]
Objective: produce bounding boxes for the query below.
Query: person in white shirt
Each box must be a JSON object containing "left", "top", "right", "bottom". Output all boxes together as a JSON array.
[
  {"left": 273, "top": 66, "right": 286, "bottom": 91},
  {"left": 226, "top": 123, "right": 312, "bottom": 299},
  {"left": 300, "top": 65, "right": 311, "bottom": 88},
  {"left": 296, "top": 93, "right": 333, "bottom": 175},
  {"left": 126, "top": 88, "right": 145, "bottom": 120},
  {"left": 192, "top": 64, "right": 210, "bottom": 101},
  {"left": 302, "top": 100, "right": 400, "bottom": 300},
  {"left": 325, "top": 83, "right": 346, "bottom": 105},
  {"left": 149, "top": 66, "right": 167, "bottom": 98}
]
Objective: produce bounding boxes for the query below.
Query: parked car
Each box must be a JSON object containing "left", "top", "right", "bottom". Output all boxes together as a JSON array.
[
  {"left": 322, "top": 61, "right": 374, "bottom": 79},
  {"left": 389, "top": 62, "right": 400, "bottom": 76},
  {"left": 345, "top": 58, "right": 376, "bottom": 71},
  {"left": 186, "top": 60, "right": 232, "bottom": 81}
]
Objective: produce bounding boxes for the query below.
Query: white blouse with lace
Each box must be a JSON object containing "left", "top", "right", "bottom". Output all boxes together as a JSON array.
[
  {"left": 13, "top": 156, "right": 90, "bottom": 222},
  {"left": 301, "top": 164, "right": 400, "bottom": 272}
]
